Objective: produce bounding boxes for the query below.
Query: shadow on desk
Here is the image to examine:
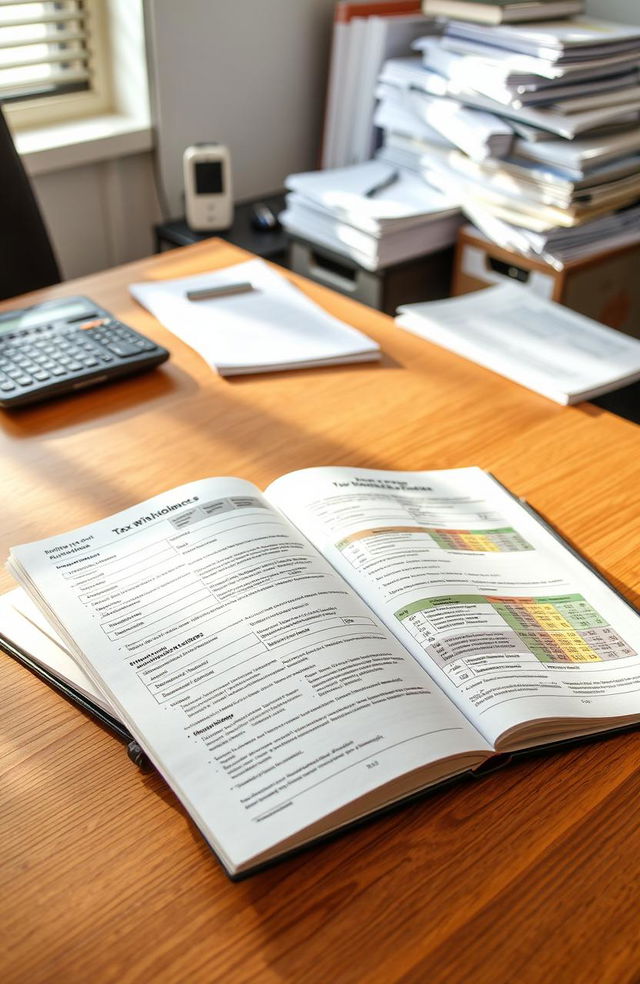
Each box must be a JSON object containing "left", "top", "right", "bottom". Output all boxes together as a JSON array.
[
  {"left": 0, "top": 359, "right": 413, "bottom": 546},
  {"left": 223, "top": 351, "right": 404, "bottom": 385},
  {"left": 0, "top": 363, "right": 189, "bottom": 438},
  {"left": 591, "top": 379, "right": 640, "bottom": 425}
]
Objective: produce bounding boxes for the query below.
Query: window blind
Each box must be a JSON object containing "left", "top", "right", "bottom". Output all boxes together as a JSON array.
[{"left": 0, "top": 1, "right": 94, "bottom": 104}]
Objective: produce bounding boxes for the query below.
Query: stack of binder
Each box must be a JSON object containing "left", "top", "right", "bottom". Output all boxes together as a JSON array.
[
  {"left": 374, "top": 15, "right": 640, "bottom": 268},
  {"left": 321, "top": 0, "right": 432, "bottom": 169},
  {"left": 280, "top": 159, "right": 462, "bottom": 270}
]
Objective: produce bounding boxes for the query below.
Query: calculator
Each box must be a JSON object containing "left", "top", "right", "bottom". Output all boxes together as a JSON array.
[{"left": 0, "top": 295, "right": 170, "bottom": 408}]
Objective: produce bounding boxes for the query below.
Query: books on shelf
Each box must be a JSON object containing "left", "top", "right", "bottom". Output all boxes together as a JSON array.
[
  {"left": 129, "top": 259, "right": 380, "bottom": 374},
  {"left": 396, "top": 281, "right": 640, "bottom": 402},
  {"left": 421, "top": 0, "right": 584, "bottom": 26},
  {"left": 280, "top": 160, "right": 463, "bottom": 269},
  {"left": 5, "top": 465, "right": 640, "bottom": 877}
]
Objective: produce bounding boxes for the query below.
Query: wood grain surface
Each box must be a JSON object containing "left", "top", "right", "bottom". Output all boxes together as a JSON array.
[{"left": 1, "top": 240, "right": 639, "bottom": 984}]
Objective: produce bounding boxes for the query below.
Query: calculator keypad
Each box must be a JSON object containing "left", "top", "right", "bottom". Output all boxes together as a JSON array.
[{"left": 0, "top": 319, "right": 162, "bottom": 397}]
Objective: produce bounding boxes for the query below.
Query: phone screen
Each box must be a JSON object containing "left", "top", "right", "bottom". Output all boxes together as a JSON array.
[{"left": 195, "top": 161, "right": 223, "bottom": 195}]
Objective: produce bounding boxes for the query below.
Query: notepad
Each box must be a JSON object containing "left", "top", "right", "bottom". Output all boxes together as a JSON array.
[{"left": 130, "top": 259, "right": 380, "bottom": 375}]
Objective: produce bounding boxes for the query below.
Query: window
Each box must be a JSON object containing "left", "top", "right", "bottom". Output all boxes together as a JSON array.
[{"left": 0, "top": 0, "right": 112, "bottom": 130}]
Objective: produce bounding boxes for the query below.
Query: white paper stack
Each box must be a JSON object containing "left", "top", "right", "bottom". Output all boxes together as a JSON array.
[
  {"left": 373, "top": 15, "right": 640, "bottom": 268},
  {"left": 414, "top": 36, "right": 640, "bottom": 135},
  {"left": 0, "top": 589, "right": 115, "bottom": 715},
  {"left": 374, "top": 78, "right": 457, "bottom": 172},
  {"left": 280, "top": 160, "right": 463, "bottom": 270},
  {"left": 375, "top": 130, "right": 449, "bottom": 174},
  {"left": 130, "top": 259, "right": 380, "bottom": 374},
  {"left": 465, "top": 206, "right": 640, "bottom": 268},
  {"left": 443, "top": 17, "right": 640, "bottom": 61},
  {"left": 396, "top": 282, "right": 640, "bottom": 404}
]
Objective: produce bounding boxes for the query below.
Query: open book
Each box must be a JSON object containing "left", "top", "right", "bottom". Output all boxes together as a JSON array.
[{"left": 5, "top": 467, "right": 640, "bottom": 878}]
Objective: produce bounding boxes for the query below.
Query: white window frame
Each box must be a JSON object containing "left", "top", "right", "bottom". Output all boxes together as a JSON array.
[{"left": 2, "top": 0, "right": 114, "bottom": 132}]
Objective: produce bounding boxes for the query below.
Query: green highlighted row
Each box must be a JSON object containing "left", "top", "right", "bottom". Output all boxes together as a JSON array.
[{"left": 395, "top": 593, "right": 589, "bottom": 621}]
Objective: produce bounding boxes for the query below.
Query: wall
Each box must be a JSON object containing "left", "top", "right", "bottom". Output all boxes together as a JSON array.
[
  {"left": 586, "top": 0, "right": 640, "bottom": 24},
  {"left": 144, "top": 0, "right": 336, "bottom": 213},
  {"left": 22, "top": 0, "right": 159, "bottom": 281},
  {"left": 31, "top": 152, "right": 160, "bottom": 280}
]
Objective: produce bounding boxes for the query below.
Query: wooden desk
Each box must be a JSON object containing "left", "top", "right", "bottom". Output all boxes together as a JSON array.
[{"left": 2, "top": 241, "right": 639, "bottom": 984}]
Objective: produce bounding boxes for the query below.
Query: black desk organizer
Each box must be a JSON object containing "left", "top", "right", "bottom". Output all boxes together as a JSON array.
[{"left": 154, "top": 193, "right": 288, "bottom": 267}]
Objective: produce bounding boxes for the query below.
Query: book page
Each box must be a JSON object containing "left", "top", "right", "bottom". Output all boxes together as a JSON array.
[
  {"left": 267, "top": 467, "right": 640, "bottom": 750},
  {"left": 0, "top": 588, "right": 116, "bottom": 716},
  {"left": 7, "top": 478, "right": 487, "bottom": 874}
]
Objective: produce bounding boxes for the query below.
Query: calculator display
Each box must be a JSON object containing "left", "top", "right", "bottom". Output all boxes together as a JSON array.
[{"left": 0, "top": 300, "right": 90, "bottom": 335}]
